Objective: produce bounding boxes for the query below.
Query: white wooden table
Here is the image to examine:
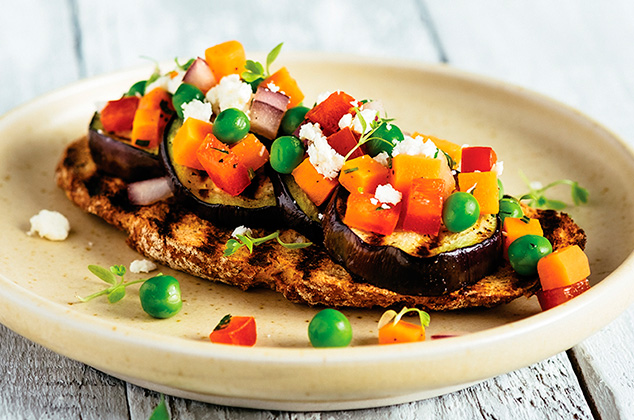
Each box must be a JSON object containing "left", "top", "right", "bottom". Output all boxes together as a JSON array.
[{"left": 2, "top": 1, "right": 634, "bottom": 418}]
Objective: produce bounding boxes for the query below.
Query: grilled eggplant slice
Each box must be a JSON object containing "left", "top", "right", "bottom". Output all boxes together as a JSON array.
[
  {"left": 161, "top": 118, "right": 281, "bottom": 228},
  {"left": 88, "top": 113, "right": 164, "bottom": 181},
  {"left": 323, "top": 187, "right": 502, "bottom": 296}
]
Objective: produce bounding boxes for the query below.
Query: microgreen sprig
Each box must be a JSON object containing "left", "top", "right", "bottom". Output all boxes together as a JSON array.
[
  {"left": 77, "top": 264, "right": 156, "bottom": 303},
  {"left": 241, "top": 42, "right": 284, "bottom": 83},
  {"left": 378, "top": 307, "right": 431, "bottom": 330},
  {"left": 224, "top": 230, "right": 312, "bottom": 257},
  {"left": 343, "top": 105, "right": 395, "bottom": 160},
  {"left": 518, "top": 171, "right": 589, "bottom": 209}
]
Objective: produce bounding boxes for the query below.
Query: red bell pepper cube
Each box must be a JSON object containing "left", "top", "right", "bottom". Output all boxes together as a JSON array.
[
  {"left": 100, "top": 96, "right": 140, "bottom": 133},
  {"left": 209, "top": 314, "right": 257, "bottom": 346},
  {"left": 305, "top": 91, "right": 357, "bottom": 136},
  {"left": 326, "top": 127, "right": 362, "bottom": 159},
  {"left": 401, "top": 178, "right": 445, "bottom": 235},
  {"left": 196, "top": 133, "right": 252, "bottom": 196},
  {"left": 343, "top": 192, "right": 401, "bottom": 236},
  {"left": 461, "top": 146, "right": 497, "bottom": 173}
]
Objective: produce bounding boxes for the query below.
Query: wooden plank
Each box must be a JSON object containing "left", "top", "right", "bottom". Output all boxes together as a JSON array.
[
  {"left": 0, "top": 0, "right": 80, "bottom": 115},
  {"left": 0, "top": 324, "right": 130, "bottom": 419}
]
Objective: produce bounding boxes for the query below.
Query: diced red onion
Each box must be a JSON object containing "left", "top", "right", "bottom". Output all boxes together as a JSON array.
[
  {"left": 127, "top": 176, "right": 174, "bottom": 205},
  {"left": 183, "top": 57, "right": 216, "bottom": 93},
  {"left": 249, "top": 86, "right": 290, "bottom": 139}
]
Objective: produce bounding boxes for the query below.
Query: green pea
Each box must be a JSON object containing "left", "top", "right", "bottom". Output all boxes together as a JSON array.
[
  {"left": 308, "top": 309, "right": 352, "bottom": 348},
  {"left": 279, "top": 106, "right": 310, "bottom": 136},
  {"left": 213, "top": 108, "right": 250, "bottom": 144},
  {"left": 497, "top": 179, "right": 504, "bottom": 200},
  {"left": 270, "top": 136, "right": 305, "bottom": 174},
  {"left": 508, "top": 235, "right": 552, "bottom": 276},
  {"left": 442, "top": 192, "right": 480, "bottom": 232},
  {"left": 126, "top": 80, "right": 146, "bottom": 97},
  {"left": 172, "top": 83, "right": 205, "bottom": 119},
  {"left": 365, "top": 122, "right": 404, "bottom": 156},
  {"left": 139, "top": 275, "right": 183, "bottom": 319},
  {"left": 498, "top": 197, "right": 523, "bottom": 224}
]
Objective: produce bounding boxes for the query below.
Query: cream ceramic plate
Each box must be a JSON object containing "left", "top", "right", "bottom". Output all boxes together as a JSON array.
[{"left": 1, "top": 55, "right": 634, "bottom": 411}]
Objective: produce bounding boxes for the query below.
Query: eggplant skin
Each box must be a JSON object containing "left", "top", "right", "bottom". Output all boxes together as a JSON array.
[
  {"left": 323, "top": 187, "right": 502, "bottom": 296},
  {"left": 88, "top": 113, "right": 164, "bottom": 181}
]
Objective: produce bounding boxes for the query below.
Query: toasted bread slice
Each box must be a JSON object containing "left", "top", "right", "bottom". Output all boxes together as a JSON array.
[{"left": 55, "top": 137, "right": 586, "bottom": 310}]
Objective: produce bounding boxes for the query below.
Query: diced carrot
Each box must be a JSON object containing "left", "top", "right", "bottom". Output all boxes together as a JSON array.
[
  {"left": 100, "top": 96, "right": 139, "bottom": 133},
  {"left": 204, "top": 40, "right": 247, "bottom": 81},
  {"left": 461, "top": 146, "right": 497, "bottom": 173},
  {"left": 343, "top": 192, "right": 402, "bottom": 236},
  {"left": 131, "top": 87, "right": 174, "bottom": 148},
  {"left": 291, "top": 158, "right": 339, "bottom": 206},
  {"left": 502, "top": 217, "right": 543, "bottom": 258},
  {"left": 305, "top": 91, "right": 357, "bottom": 136},
  {"left": 537, "top": 245, "right": 591, "bottom": 291},
  {"left": 401, "top": 178, "right": 445, "bottom": 235},
  {"left": 339, "top": 155, "right": 389, "bottom": 195},
  {"left": 172, "top": 118, "right": 214, "bottom": 170},
  {"left": 326, "top": 127, "right": 362, "bottom": 159},
  {"left": 196, "top": 133, "right": 251, "bottom": 196},
  {"left": 391, "top": 154, "right": 455, "bottom": 200},
  {"left": 209, "top": 315, "right": 257, "bottom": 347},
  {"left": 536, "top": 279, "right": 590, "bottom": 311},
  {"left": 230, "top": 133, "right": 269, "bottom": 172},
  {"left": 457, "top": 171, "right": 499, "bottom": 214},
  {"left": 412, "top": 132, "right": 462, "bottom": 168},
  {"left": 378, "top": 320, "right": 425, "bottom": 344},
  {"left": 262, "top": 67, "right": 304, "bottom": 108}
]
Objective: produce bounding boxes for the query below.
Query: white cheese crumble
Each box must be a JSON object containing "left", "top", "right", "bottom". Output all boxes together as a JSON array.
[
  {"left": 338, "top": 108, "right": 379, "bottom": 134},
  {"left": 266, "top": 82, "right": 280, "bottom": 93},
  {"left": 205, "top": 74, "right": 253, "bottom": 114},
  {"left": 374, "top": 184, "right": 402, "bottom": 205},
  {"left": 27, "top": 210, "right": 70, "bottom": 241},
  {"left": 391, "top": 135, "right": 439, "bottom": 158},
  {"left": 299, "top": 123, "right": 345, "bottom": 179},
  {"left": 372, "top": 151, "right": 390, "bottom": 167},
  {"left": 492, "top": 161, "right": 504, "bottom": 176},
  {"left": 231, "top": 225, "right": 252, "bottom": 238},
  {"left": 181, "top": 99, "right": 213, "bottom": 122},
  {"left": 129, "top": 259, "right": 158, "bottom": 274}
]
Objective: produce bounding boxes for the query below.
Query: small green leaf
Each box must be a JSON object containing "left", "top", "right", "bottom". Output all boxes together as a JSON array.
[
  {"left": 149, "top": 394, "right": 171, "bottom": 420},
  {"left": 544, "top": 199, "right": 567, "bottom": 210},
  {"left": 107, "top": 285, "right": 126, "bottom": 303},
  {"left": 572, "top": 183, "right": 589, "bottom": 205},
  {"left": 223, "top": 239, "right": 243, "bottom": 257},
  {"left": 88, "top": 265, "right": 116, "bottom": 285},
  {"left": 214, "top": 314, "right": 233, "bottom": 331},
  {"left": 266, "top": 42, "right": 284, "bottom": 74},
  {"left": 236, "top": 234, "right": 254, "bottom": 253},
  {"left": 110, "top": 265, "right": 126, "bottom": 277},
  {"left": 276, "top": 236, "right": 312, "bottom": 250}
]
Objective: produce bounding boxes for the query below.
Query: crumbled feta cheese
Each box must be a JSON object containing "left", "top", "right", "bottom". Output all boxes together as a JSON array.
[
  {"left": 374, "top": 184, "right": 402, "bottom": 205},
  {"left": 391, "top": 135, "right": 439, "bottom": 158},
  {"left": 370, "top": 197, "right": 379, "bottom": 205},
  {"left": 492, "top": 161, "right": 504, "bottom": 176},
  {"left": 338, "top": 108, "right": 379, "bottom": 134},
  {"left": 205, "top": 74, "right": 253, "bottom": 114},
  {"left": 231, "top": 225, "right": 252, "bottom": 238},
  {"left": 129, "top": 259, "right": 158, "bottom": 273},
  {"left": 181, "top": 99, "right": 213, "bottom": 122},
  {"left": 27, "top": 210, "right": 70, "bottom": 241},
  {"left": 372, "top": 151, "right": 390, "bottom": 167},
  {"left": 315, "top": 91, "right": 332, "bottom": 104},
  {"left": 267, "top": 82, "right": 280, "bottom": 93},
  {"left": 299, "top": 123, "right": 345, "bottom": 179}
]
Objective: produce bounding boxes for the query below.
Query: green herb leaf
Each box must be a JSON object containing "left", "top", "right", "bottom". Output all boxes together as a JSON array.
[
  {"left": 107, "top": 285, "right": 126, "bottom": 303},
  {"left": 240, "top": 42, "right": 284, "bottom": 85},
  {"left": 149, "top": 394, "right": 171, "bottom": 420},
  {"left": 110, "top": 265, "right": 126, "bottom": 277},
  {"left": 174, "top": 57, "right": 195, "bottom": 71},
  {"left": 244, "top": 59, "right": 264, "bottom": 75},
  {"left": 88, "top": 265, "right": 116, "bottom": 285},
  {"left": 276, "top": 236, "right": 312, "bottom": 250},
  {"left": 236, "top": 234, "right": 254, "bottom": 253},
  {"left": 343, "top": 106, "right": 397, "bottom": 161},
  {"left": 223, "top": 230, "right": 312, "bottom": 257},
  {"left": 214, "top": 314, "right": 233, "bottom": 331},
  {"left": 266, "top": 42, "right": 284, "bottom": 74},
  {"left": 518, "top": 171, "right": 589, "bottom": 209},
  {"left": 223, "top": 239, "right": 243, "bottom": 257}
]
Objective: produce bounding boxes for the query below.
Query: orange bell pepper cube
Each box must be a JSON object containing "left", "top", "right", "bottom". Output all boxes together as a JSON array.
[
  {"left": 343, "top": 192, "right": 402, "bottom": 236},
  {"left": 326, "top": 127, "right": 362, "bottom": 159},
  {"left": 305, "top": 91, "right": 357, "bottom": 136},
  {"left": 100, "top": 96, "right": 140, "bottom": 133},
  {"left": 171, "top": 118, "right": 214, "bottom": 170},
  {"left": 338, "top": 155, "right": 389, "bottom": 195},
  {"left": 457, "top": 171, "right": 500, "bottom": 214},
  {"left": 230, "top": 133, "right": 270, "bottom": 172},
  {"left": 196, "top": 133, "right": 252, "bottom": 197},
  {"left": 537, "top": 245, "right": 591, "bottom": 291},
  {"left": 131, "top": 87, "right": 174, "bottom": 149},
  {"left": 391, "top": 154, "right": 455, "bottom": 201},
  {"left": 262, "top": 67, "right": 304, "bottom": 108},
  {"left": 205, "top": 40, "right": 247, "bottom": 81},
  {"left": 412, "top": 132, "right": 462, "bottom": 168},
  {"left": 401, "top": 178, "right": 445, "bottom": 235},
  {"left": 209, "top": 314, "right": 257, "bottom": 347},
  {"left": 378, "top": 320, "right": 426, "bottom": 345},
  {"left": 461, "top": 146, "right": 497, "bottom": 173},
  {"left": 291, "top": 158, "right": 339, "bottom": 206},
  {"left": 502, "top": 217, "right": 544, "bottom": 258},
  {"left": 536, "top": 279, "right": 590, "bottom": 311}
]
